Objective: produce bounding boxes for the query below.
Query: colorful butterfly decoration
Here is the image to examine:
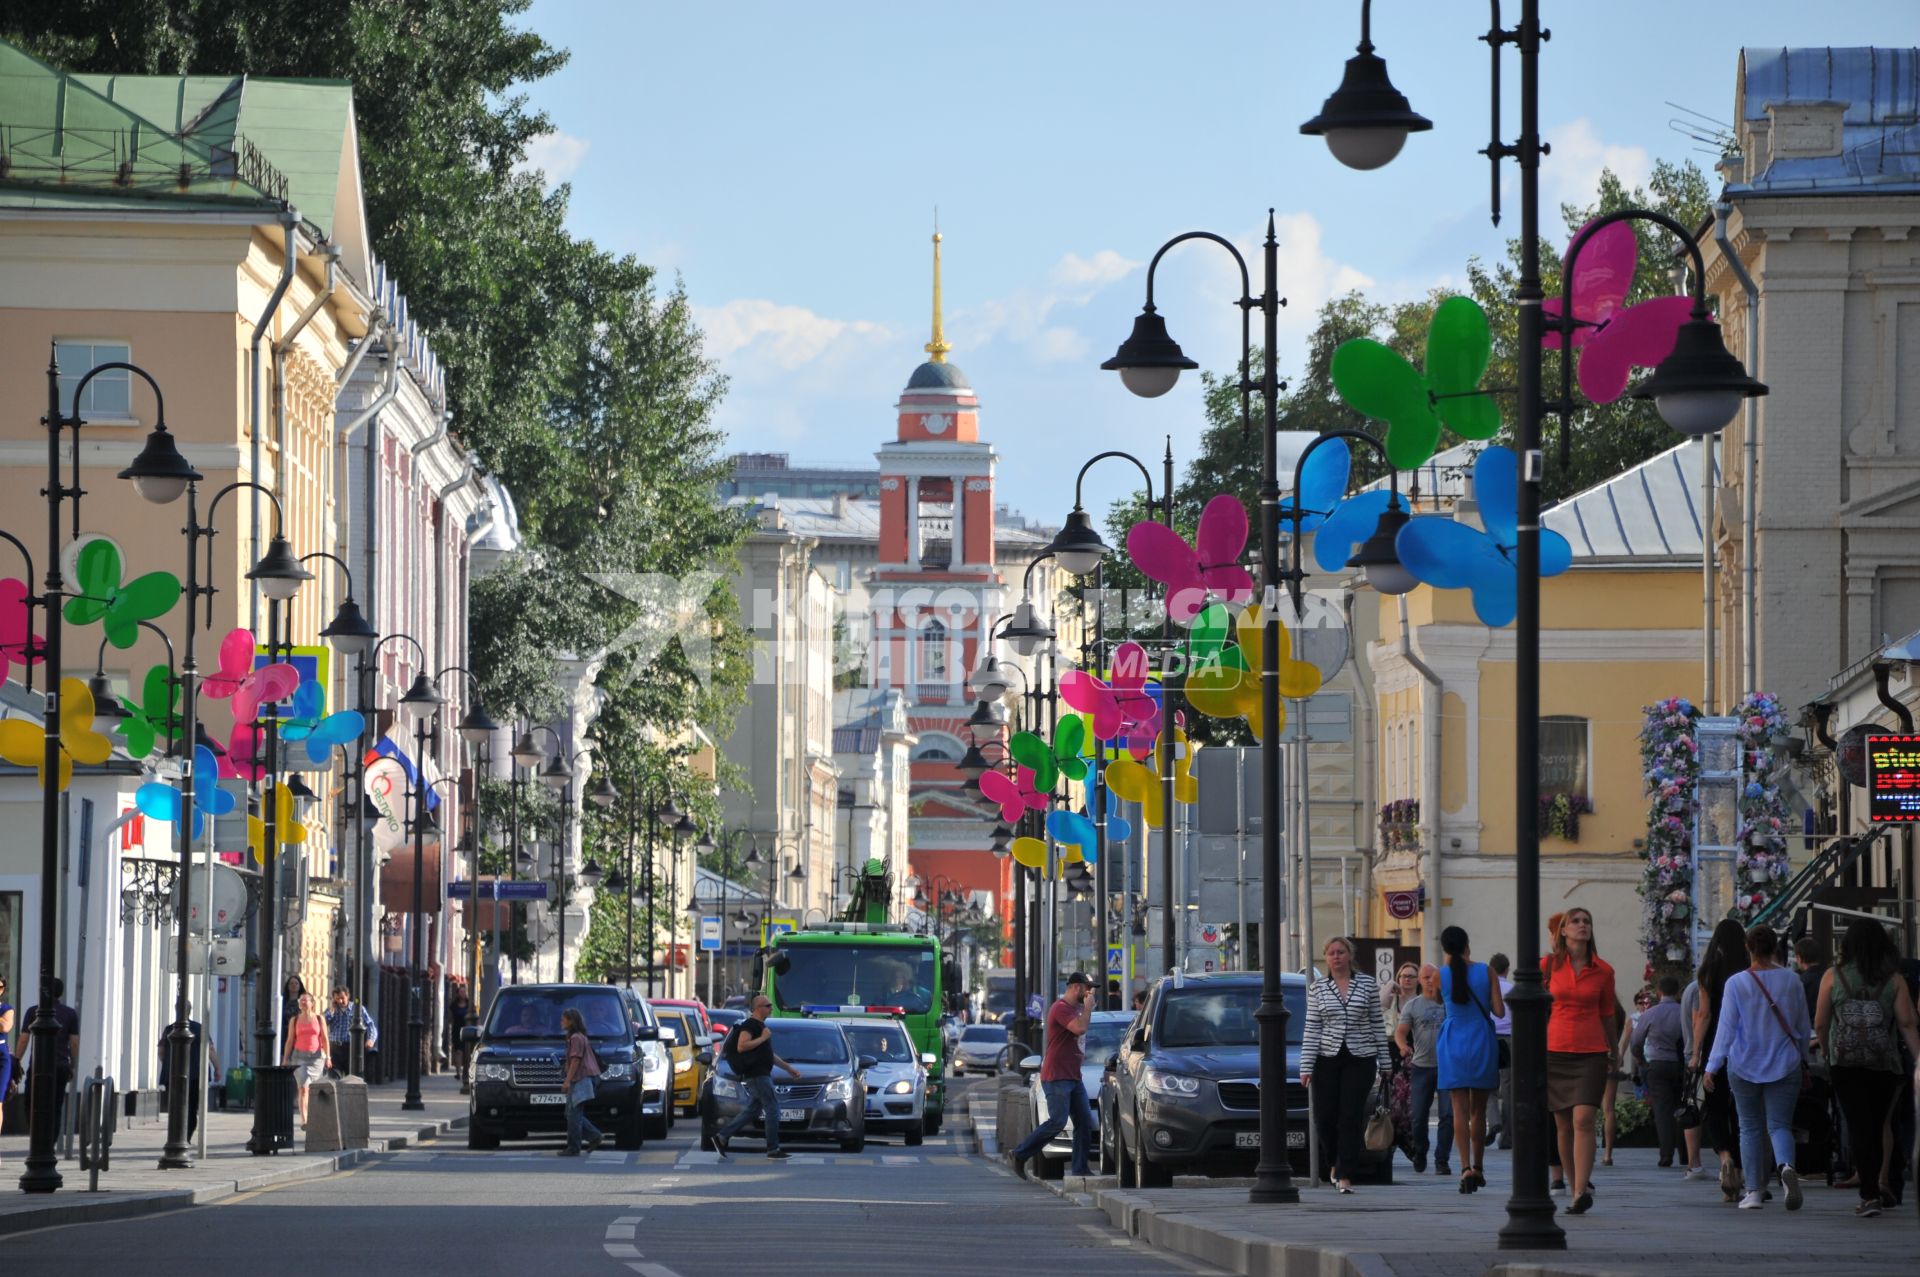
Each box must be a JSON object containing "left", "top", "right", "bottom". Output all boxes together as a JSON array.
[
  {"left": 203, "top": 628, "right": 301, "bottom": 729},
  {"left": 278, "top": 677, "right": 367, "bottom": 765},
  {"left": 0, "top": 677, "right": 113, "bottom": 791},
  {"left": 1184, "top": 604, "right": 1322, "bottom": 735},
  {"left": 1045, "top": 788, "right": 1135, "bottom": 866},
  {"left": 980, "top": 764, "right": 1050, "bottom": 824},
  {"left": 1060, "top": 640, "right": 1162, "bottom": 759},
  {"left": 1394, "top": 446, "right": 1573, "bottom": 628},
  {"left": 1543, "top": 220, "right": 1693, "bottom": 405},
  {"left": 1104, "top": 724, "right": 1199, "bottom": 829},
  {"left": 1127, "top": 494, "right": 1255, "bottom": 625},
  {"left": 134, "top": 744, "right": 237, "bottom": 839},
  {"left": 1007, "top": 719, "right": 1088, "bottom": 794},
  {"left": 1, "top": 579, "right": 43, "bottom": 685},
  {"left": 62, "top": 539, "right": 182, "bottom": 650},
  {"left": 248, "top": 782, "right": 310, "bottom": 864},
  {"left": 1009, "top": 835, "right": 1048, "bottom": 870},
  {"left": 117, "top": 663, "right": 182, "bottom": 760},
  {"left": 1275, "top": 435, "right": 1403, "bottom": 575},
  {"left": 1331, "top": 296, "right": 1501, "bottom": 471}
]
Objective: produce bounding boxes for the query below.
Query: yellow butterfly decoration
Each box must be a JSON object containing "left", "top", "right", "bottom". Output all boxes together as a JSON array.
[
  {"left": 249, "top": 782, "right": 310, "bottom": 864},
  {"left": 1185, "top": 605, "right": 1324, "bottom": 737},
  {"left": 0, "top": 678, "right": 113, "bottom": 791},
  {"left": 1010, "top": 835, "right": 1047, "bottom": 869},
  {"left": 1104, "top": 724, "right": 1200, "bottom": 829}
]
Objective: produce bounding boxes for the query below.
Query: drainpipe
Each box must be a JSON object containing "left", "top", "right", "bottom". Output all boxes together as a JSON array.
[
  {"left": 1398, "top": 596, "right": 1444, "bottom": 967},
  {"left": 337, "top": 335, "right": 398, "bottom": 633},
  {"left": 1714, "top": 204, "right": 1761, "bottom": 701},
  {"left": 273, "top": 242, "right": 340, "bottom": 501},
  {"left": 250, "top": 208, "right": 301, "bottom": 637},
  {"left": 411, "top": 407, "right": 450, "bottom": 458},
  {"left": 1347, "top": 592, "right": 1376, "bottom": 936},
  {"left": 1873, "top": 663, "right": 1916, "bottom": 733}
]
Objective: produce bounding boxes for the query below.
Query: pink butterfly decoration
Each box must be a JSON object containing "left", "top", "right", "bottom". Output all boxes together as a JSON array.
[
  {"left": 203, "top": 627, "right": 300, "bottom": 729},
  {"left": 1060, "top": 640, "right": 1162, "bottom": 759},
  {"left": 1, "top": 579, "right": 43, "bottom": 684},
  {"left": 1126, "top": 494, "right": 1254, "bottom": 625},
  {"left": 221, "top": 721, "right": 266, "bottom": 782},
  {"left": 1542, "top": 220, "right": 1693, "bottom": 405},
  {"left": 980, "top": 765, "right": 1050, "bottom": 823}
]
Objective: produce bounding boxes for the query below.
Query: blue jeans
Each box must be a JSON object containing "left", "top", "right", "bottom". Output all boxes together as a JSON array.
[
  {"left": 565, "top": 1078, "right": 601, "bottom": 1152},
  {"left": 1728, "top": 1070, "right": 1798, "bottom": 1181},
  {"left": 1407, "top": 1065, "right": 1454, "bottom": 1165},
  {"left": 1013, "top": 1079, "right": 1093, "bottom": 1174},
  {"left": 717, "top": 1074, "right": 782, "bottom": 1152}
]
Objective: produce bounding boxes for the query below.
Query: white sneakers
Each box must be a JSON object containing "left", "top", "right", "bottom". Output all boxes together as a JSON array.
[
  {"left": 1737, "top": 1191, "right": 1765, "bottom": 1209},
  {"left": 1781, "top": 1165, "right": 1803, "bottom": 1211}
]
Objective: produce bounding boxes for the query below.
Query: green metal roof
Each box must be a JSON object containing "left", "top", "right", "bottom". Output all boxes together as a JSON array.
[{"left": 0, "top": 38, "right": 354, "bottom": 237}]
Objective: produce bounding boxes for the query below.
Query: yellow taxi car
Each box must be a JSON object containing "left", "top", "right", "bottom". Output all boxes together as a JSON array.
[{"left": 655, "top": 1008, "right": 708, "bottom": 1115}]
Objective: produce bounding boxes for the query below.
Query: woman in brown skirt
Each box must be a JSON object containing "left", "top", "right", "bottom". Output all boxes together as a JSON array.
[{"left": 1543, "top": 908, "right": 1617, "bottom": 1215}]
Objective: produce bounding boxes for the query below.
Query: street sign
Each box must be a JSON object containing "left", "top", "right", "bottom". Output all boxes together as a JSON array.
[
  {"left": 1374, "top": 947, "right": 1395, "bottom": 988},
  {"left": 699, "top": 916, "right": 723, "bottom": 951},
  {"left": 1385, "top": 890, "right": 1420, "bottom": 920},
  {"left": 760, "top": 917, "right": 797, "bottom": 946},
  {"left": 1197, "top": 922, "right": 1224, "bottom": 947},
  {"left": 447, "top": 879, "right": 548, "bottom": 901},
  {"left": 1107, "top": 945, "right": 1127, "bottom": 977},
  {"left": 162, "top": 935, "right": 245, "bottom": 974}
]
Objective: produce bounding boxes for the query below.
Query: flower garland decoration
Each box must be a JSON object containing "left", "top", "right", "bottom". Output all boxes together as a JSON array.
[
  {"left": 1378, "top": 798, "right": 1420, "bottom": 852},
  {"left": 1730, "top": 692, "right": 1792, "bottom": 924},
  {"left": 1638, "top": 697, "right": 1700, "bottom": 976},
  {"left": 1541, "top": 793, "right": 1594, "bottom": 841}
]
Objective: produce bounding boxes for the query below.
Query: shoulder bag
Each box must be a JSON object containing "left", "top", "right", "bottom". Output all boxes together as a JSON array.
[
  {"left": 1748, "top": 971, "right": 1812, "bottom": 1093},
  {"left": 1460, "top": 966, "right": 1509, "bottom": 1069}
]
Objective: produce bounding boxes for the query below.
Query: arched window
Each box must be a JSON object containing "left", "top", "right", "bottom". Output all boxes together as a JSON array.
[{"left": 913, "top": 732, "right": 965, "bottom": 763}]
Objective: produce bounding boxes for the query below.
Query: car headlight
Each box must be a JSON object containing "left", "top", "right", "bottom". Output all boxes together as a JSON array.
[
  {"left": 642, "top": 1042, "right": 667, "bottom": 1071},
  {"left": 1143, "top": 1067, "right": 1202, "bottom": 1098},
  {"left": 673, "top": 1058, "right": 692, "bottom": 1074},
  {"left": 825, "top": 1075, "right": 856, "bottom": 1101},
  {"left": 600, "top": 1062, "right": 633, "bottom": 1080},
  {"left": 713, "top": 1075, "right": 741, "bottom": 1099},
  {"left": 886, "top": 1079, "right": 914, "bottom": 1095},
  {"left": 476, "top": 1062, "right": 510, "bottom": 1083}
]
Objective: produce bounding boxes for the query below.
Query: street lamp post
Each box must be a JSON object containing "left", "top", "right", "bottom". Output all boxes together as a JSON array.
[
  {"left": 1299, "top": 1, "right": 1764, "bottom": 1244},
  {"left": 397, "top": 669, "right": 444, "bottom": 1111}
]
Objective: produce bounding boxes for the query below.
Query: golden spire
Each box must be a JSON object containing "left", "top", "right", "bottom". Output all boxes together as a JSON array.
[{"left": 925, "top": 214, "right": 951, "bottom": 364}]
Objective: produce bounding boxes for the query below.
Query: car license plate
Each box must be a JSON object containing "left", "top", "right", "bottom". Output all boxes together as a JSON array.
[
  {"left": 779, "top": 1108, "right": 807, "bottom": 1122},
  {"left": 531, "top": 1093, "right": 566, "bottom": 1105},
  {"left": 1234, "top": 1131, "right": 1259, "bottom": 1148},
  {"left": 1287, "top": 1130, "right": 1306, "bottom": 1148}
]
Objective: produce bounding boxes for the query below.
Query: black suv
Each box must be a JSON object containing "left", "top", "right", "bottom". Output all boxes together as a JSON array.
[
  {"left": 465, "top": 983, "right": 662, "bottom": 1150},
  {"left": 1100, "top": 970, "right": 1391, "bottom": 1186}
]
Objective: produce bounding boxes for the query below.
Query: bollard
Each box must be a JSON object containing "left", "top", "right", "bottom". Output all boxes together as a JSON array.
[{"left": 79, "top": 1069, "right": 118, "bottom": 1191}]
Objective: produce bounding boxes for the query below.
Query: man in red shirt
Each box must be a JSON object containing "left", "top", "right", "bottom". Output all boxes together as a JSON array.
[{"left": 1009, "top": 972, "right": 1095, "bottom": 1178}]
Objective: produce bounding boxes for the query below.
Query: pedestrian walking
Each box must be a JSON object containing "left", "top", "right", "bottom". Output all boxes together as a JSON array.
[
  {"left": 448, "top": 980, "right": 473, "bottom": 1075},
  {"left": 0, "top": 976, "right": 14, "bottom": 1163},
  {"left": 1705, "top": 924, "right": 1811, "bottom": 1211},
  {"left": 1690, "top": 918, "right": 1750, "bottom": 1201},
  {"left": 1392, "top": 965, "right": 1452, "bottom": 1175},
  {"left": 324, "top": 987, "right": 378, "bottom": 1076},
  {"left": 1679, "top": 975, "right": 1706, "bottom": 1177},
  {"left": 558, "top": 1007, "right": 605, "bottom": 1156},
  {"left": 1488, "top": 953, "right": 1513, "bottom": 1150},
  {"left": 1600, "top": 993, "right": 1629, "bottom": 1166},
  {"left": 283, "top": 992, "right": 329, "bottom": 1128},
  {"left": 1794, "top": 938, "right": 1828, "bottom": 1020},
  {"left": 713, "top": 993, "right": 803, "bottom": 1160},
  {"left": 1009, "top": 971, "right": 1097, "bottom": 1179},
  {"left": 17, "top": 977, "right": 80, "bottom": 1140},
  {"left": 1812, "top": 919, "right": 1920, "bottom": 1217},
  {"left": 1543, "top": 907, "right": 1616, "bottom": 1215},
  {"left": 156, "top": 1002, "right": 219, "bottom": 1139},
  {"left": 1630, "top": 976, "right": 1687, "bottom": 1168},
  {"left": 1383, "top": 962, "right": 1420, "bottom": 1044},
  {"left": 1437, "top": 926, "right": 1501, "bottom": 1194},
  {"left": 281, "top": 974, "right": 309, "bottom": 1033},
  {"left": 1301, "top": 936, "right": 1391, "bottom": 1193}
]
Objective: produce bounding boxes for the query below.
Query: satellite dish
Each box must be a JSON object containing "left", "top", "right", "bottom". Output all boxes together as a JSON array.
[
  {"left": 175, "top": 862, "right": 252, "bottom": 934},
  {"left": 1283, "top": 591, "right": 1351, "bottom": 683}
]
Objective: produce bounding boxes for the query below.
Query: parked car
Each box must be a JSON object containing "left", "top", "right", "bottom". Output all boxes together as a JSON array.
[
  {"left": 1100, "top": 971, "right": 1387, "bottom": 1187},
  {"left": 707, "top": 1007, "right": 747, "bottom": 1039},
  {"left": 652, "top": 997, "right": 715, "bottom": 1043},
  {"left": 831, "top": 1017, "right": 930, "bottom": 1145},
  {"left": 1018, "top": 1010, "right": 1134, "bottom": 1177},
  {"left": 465, "top": 983, "right": 662, "bottom": 1151},
  {"left": 654, "top": 1006, "right": 711, "bottom": 1116},
  {"left": 620, "top": 988, "right": 674, "bottom": 1139},
  {"left": 698, "top": 1018, "right": 874, "bottom": 1153},
  {"left": 950, "top": 1023, "right": 1010, "bottom": 1076}
]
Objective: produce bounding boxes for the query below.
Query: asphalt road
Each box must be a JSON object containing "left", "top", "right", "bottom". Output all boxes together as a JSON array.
[{"left": 40, "top": 1079, "right": 1221, "bottom": 1277}]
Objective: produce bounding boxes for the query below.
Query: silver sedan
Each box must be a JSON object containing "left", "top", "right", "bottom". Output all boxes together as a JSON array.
[{"left": 950, "top": 1024, "right": 1010, "bottom": 1076}]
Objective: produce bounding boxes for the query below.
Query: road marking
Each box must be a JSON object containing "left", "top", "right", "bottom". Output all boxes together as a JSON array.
[
  {"left": 613, "top": 1216, "right": 645, "bottom": 1225},
  {"left": 604, "top": 1243, "right": 641, "bottom": 1258},
  {"left": 626, "top": 1265, "right": 683, "bottom": 1277},
  {"left": 606, "top": 1223, "right": 637, "bottom": 1239}
]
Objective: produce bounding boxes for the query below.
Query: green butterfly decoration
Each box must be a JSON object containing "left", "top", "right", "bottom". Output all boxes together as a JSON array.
[
  {"left": 1331, "top": 295, "right": 1501, "bottom": 470},
  {"left": 117, "top": 663, "right": 181, "bottom": 760},
  {"left": 63, "top": 539, "right": 182, "bottom": 649},
  {"left": 1008, "top": 718, "right": 1089, "bottom": 794}
]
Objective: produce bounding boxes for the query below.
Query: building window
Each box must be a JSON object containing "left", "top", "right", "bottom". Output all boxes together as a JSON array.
[
  {"left": 919, "top": 618, "right": 949, "bottom": 683},
  {"left": 1538, "top": 715, "right": 1590, "bottom": 799},
  {"left": 56, "top": 341, "right": 132, "bottom": 418}
]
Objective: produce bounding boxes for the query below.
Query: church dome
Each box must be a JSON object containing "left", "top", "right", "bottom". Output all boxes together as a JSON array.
[{"left": 906, "top": 360, "right": 970, "bottom": 391}]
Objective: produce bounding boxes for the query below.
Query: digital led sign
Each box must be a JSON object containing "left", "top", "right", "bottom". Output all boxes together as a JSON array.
[{"left": 1866, "top": 734, "right": 1920, "bottom": 824}]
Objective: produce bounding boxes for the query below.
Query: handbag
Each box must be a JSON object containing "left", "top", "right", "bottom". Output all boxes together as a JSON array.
[
  {"left": 1675, "top": 1070, "right": 1702, "bottom": 1129},
  {"left": 1364, "top": 1103, "right": 1395, "bottom": 1153},
  {"left": 1748, "top": 971, "right": 1812, "bottom": 1094}
]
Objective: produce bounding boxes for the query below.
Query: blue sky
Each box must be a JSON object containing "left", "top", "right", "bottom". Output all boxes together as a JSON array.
[{"left": 520, "top": 1, "right": 1908, "bottom": 524}]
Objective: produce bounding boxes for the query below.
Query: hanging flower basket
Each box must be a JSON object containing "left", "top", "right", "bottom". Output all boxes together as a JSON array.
[{"left": 1638, "top": 697, "right": 1699, "bottom": 979}]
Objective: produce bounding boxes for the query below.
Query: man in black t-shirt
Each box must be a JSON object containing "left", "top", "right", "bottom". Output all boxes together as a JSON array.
[{"left": 713, "top": 994, "right": 801, "bottom": 1161}]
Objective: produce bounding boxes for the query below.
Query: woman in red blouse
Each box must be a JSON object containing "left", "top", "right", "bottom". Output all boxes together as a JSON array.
[{"left": 1543, "top": 908, "right": 1618, "bottom": 1216}]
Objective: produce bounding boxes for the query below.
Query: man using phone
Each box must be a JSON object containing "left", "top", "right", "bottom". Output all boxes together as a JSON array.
[{"left": 1009, "top": 972, "right": 1096, "bottom": 1179}]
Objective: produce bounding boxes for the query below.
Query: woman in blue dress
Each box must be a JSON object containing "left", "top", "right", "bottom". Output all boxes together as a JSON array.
[{"left": 1437, "top": 925, "right": 1503, "bottom": 1193}]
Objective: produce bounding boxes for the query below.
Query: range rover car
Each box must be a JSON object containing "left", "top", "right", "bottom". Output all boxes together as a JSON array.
[{"left": 465, "top": 983, "right": 662, "bottom": 1150}]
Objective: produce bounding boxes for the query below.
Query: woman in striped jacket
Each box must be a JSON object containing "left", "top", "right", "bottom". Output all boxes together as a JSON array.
[{"left": 1302, "top": 935, "right": 1393, "bottom": 1192}]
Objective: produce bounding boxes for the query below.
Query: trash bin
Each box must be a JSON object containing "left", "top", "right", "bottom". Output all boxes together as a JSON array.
[
  {"left": 248, "top": 1065, "right": 297, "bottom": 1154},
  {"left": 306, "top": 1077, "right": 370, "bottom": 1152},
  {"left": 224, "top": 1064, "right": 254, "bottom": 1110}
]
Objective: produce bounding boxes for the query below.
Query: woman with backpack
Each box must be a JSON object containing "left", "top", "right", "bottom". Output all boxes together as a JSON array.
[
  {"left": 1705, "top": 925, "right": 1811, "bottom": 1211},
  {"left": 1436, "top": 926, "right": 1502, "bottom": 1194},
  {"left": 1813, "top": 919, "right": 1920, "bottom": 1217}
]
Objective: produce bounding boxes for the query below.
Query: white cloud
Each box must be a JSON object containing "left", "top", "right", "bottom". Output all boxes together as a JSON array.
[
  {"left": 950, "top": 247, "right": 1141, "bottom": 357},
  {"left": 514, "top": 130, "right": 591, "bottom": 186},
  {"left": 1543, "top": 118, "right": 1652, "bottom": 212},
  {"left": 1031, "top": 326, "right": 1090, "bottom": 364},
  {"left": 694, "top": 299, "right": 891, "bottom": 372}
]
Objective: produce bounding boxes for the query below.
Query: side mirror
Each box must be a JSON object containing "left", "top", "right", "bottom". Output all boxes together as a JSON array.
[
  {"left": 1130, "top": 1029, "right": 1147, "bottom": 1051},
  {"left": 1018, "top": 1053, "right": 1043, "bottom": 1075},
  {"left": 635, "top": 1025, "right": 660, "bottom": 1041},
  {"left": 1104, "top": 1052, "right": 1119, "bottom": 1073},
  {"left": 857, "top": 1055, "right": 879, "bottom": 1072},
  {"left": 695, "top": 1035, "right": 713, "bottom": 1047},
  {"left": 695, "top": 1050, "right": 714, "bottom": 1068},
  {"left": 460, "top": 1025, "right": 480, "bottom": 1047},
  {"left": 921, "top": 1052, "right": 937, "bottom": 1066}
]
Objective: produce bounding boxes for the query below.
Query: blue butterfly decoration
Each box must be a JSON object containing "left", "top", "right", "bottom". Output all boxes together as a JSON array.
[
  {"left": 1280, "top": 436, "right": 1396, "bottom": 573},
  {"left": 135, "top": 744, "right": 238, "bottom": 839},
  {"left": 278, "top": 677, "right": 367, "bottom": 764},
  {"left": 1045, "top": 787, "right": 1136, "bottom": 865},
  {"left": 1394, "top": 446, "right": 1572, "bottom": 627}
]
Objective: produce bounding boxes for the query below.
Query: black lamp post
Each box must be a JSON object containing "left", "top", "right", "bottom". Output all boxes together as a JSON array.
[
  {"left": 436, "top": 667, "right": 498, "bottom": 1013},
  {"left": 1300, "top": 1, "right": 1764, "bottom": 1244},
  {"left": 122, "top": 399, "right": 315, "bottom": 1170},
  {"left": 398, "top": 669, "right": 444, "bottom": 1111}
]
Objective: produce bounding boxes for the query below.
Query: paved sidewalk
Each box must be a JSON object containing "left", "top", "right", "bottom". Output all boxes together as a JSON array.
[
  {"left": 966, "top": 1092, "right": 1915, "bottom": 1277},
  {"left": 0, "top": 1073, "right": 469, "bottom": 1236}
]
